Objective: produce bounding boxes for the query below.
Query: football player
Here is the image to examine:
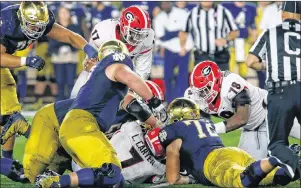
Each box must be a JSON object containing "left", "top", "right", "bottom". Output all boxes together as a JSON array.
[
  {"left": 17, "top": 78, "right": 163, "bottom": 184},
  {"left": 73, "top": 81, "right": 166, "bottom": 184},
  {"left": 185, "top": 61, "right": 300, "bottom": 160},
  {"left": 35, "top": 39, "right": 164, "bottom": 188},
  {"left": 70, "top": 5, "right": 154, "bottom": 98},
  {"left": 0, "top": 2, "right": 97, "bottom": 154},
  {"left": 148, "top": 98, "right": 294, "bottom": 187}
]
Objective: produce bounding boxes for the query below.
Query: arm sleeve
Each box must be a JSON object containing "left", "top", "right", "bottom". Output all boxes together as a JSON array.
[
  {"left": 249, "top": 30, "right": 267, "bottom": 62},
  {"left": 223, "top": 7, "right": 238, "bottom": 32},
  {"left": 232, "top": 90, "right": 251, "bottom": 108}
]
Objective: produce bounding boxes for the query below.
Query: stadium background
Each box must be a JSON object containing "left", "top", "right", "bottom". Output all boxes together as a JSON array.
[
  {"left": 0, "top": 1, "right": 300, "bottom": 188},
  {"left": 1, "top": 1, "right": 268, "bottom": 109}
]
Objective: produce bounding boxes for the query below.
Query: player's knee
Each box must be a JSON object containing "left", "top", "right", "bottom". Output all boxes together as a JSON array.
[
  {"left": 23, "top": 154, "right": 49, "bottom": 183},
  {"left": 93, "top": 163, "right": 124, "bottom": 188}
]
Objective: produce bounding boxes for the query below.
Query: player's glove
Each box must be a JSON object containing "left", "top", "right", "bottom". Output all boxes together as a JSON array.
[
  {"left": 147, "top": 96, "right": 168, "bottom": 123},
  {"left": 25, "top": 56, "right": 45, "bottom": 71},
  {"left": 83, "top": 44, "right": 98, "bottom": 59}
]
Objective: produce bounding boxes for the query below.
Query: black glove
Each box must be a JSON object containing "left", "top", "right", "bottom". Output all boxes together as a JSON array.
[
  {"left": 147, "top": 96, "right": 168, "bottom": 123},
  {"left": 147, "top": 96, "right": 164, "bottom": 113},
  {"left": 26, "top": 56, "right": 45, "bottom": 71}
]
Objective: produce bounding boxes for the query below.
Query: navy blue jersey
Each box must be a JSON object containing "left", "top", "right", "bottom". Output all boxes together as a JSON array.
[
  {"left": 54, "top": 99, "right": 74, "bottom": 125},
  {"left": 54, "top": 99, "right": 136, "bottom": 126},
  {"left": 159, "top": 119, "right": 224, "bottom": 185},
  {"left": 70, "top": 53, "right": 134, "bottom": 132},
  {"left": 0, "top": 5, "right": 55, "bottom": 54}
]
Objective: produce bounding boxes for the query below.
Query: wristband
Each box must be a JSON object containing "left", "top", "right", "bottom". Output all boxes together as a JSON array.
[
  {"left": 20, "top": 57, "right": 26, "bottom": 66},
  {"left": 214, "top": 121, "right": 226, "bottom": 134}
]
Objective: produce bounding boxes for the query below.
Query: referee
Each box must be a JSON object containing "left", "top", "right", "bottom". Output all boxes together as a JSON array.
[
  {"left": 179, "top": 1, "right": 239, "bottom": 70},
  {"left": 246, "top": 1, "right": 301, "bottom": 180}
]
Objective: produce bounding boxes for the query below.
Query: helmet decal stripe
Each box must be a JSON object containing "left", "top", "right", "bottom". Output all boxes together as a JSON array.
[
  {"left": 148, "top": 81, "right": 162, "bottom": 100},
  {"left": 136, "top": 6, "right": 147, "bottom": 28},
  {"left": 190, "top": 64, "right": 199, "bottom": 86}
]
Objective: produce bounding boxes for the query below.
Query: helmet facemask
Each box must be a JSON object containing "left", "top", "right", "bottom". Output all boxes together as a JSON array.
[
  {"left": 18, "top": 10, "right": 48, "bottom": 40},
  {"left": 192, "top": 79, "right": 218, "bottom": 105},
  {"left": 122, "top": 25, "right": 149, "bottom": 46}
]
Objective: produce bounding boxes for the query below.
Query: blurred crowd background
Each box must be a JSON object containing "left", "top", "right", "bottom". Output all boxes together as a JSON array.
[{"left": 0, "top": 1, "right": 282, "bottom": 110}]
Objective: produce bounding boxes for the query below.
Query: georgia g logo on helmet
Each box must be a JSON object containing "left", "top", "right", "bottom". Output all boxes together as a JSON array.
[
  {"left": 125, "top": 12, "right": 135, "bottom": 22},
  {"left": 202, "top": 66, "right": 212, "bottom": 77}
]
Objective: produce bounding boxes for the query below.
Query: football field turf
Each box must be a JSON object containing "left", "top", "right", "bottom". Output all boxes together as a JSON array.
[{"left": 0, "top": 117, "right": 300, "bottom": 188}]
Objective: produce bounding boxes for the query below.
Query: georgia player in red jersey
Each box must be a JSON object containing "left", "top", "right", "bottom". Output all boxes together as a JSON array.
[{"left": 71, "top": 6, "right": 155, "bottom": 98}]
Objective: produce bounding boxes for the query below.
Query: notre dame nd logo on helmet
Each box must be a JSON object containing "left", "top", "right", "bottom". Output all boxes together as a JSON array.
[
  {"left": 202, "top": 66, "right": 212, "bottom": 76},
  {"left": 125, "top": 12, "right": 134, "bottom": 22}
]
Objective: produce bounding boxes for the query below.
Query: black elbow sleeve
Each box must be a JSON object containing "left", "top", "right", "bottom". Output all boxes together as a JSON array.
[
  {"left": 126, "top": 99, "right": 152, "bottom": 122},
  {"left": 232, "top": 90, "right": 251, "bottom": 108}
]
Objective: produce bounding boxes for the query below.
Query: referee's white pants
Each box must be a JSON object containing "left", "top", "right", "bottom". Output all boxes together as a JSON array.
[
  {"left": 70, "top": 70, "right": 90, "bottom": 99},
  {"left": 238, "top": 122, "right": 268, "bottom": 160}
]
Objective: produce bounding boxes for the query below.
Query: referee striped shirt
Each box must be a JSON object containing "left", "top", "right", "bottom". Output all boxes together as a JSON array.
[
  {"left": 184, "top": 4, "right": 238, "bottom": 53},
  {"left": 249, "top": 19, "right": 301, "bottom": 82}
]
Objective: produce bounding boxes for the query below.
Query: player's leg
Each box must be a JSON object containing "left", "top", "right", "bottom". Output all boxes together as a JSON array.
[
  {"left": 163, "top": 49, "right": 177, "bottom": 104},
  {"left": 65, "top": 63, "right": 77, "bottom": 99},
  {"left": 54, "top": 63, "right": 65, "bottom": 101},
  {"left": 46, "top": 109, "right": 123, "bottom": 187},
  {"left": 176, "top": 52, "right": 190, "bottom": 99},
  {"left": 0, "top": 157, "right": 28, "bottom": 183},
  {"left": 204, "top": 147, "right": 280, "bottom": 187},
  {"left": 238, "top": 123, "right": 268, "bottom": 160},
  {"left": 0, "top": 68, "right": 30, "bottom": 145},
  {"left": 23, "top": 103, "right": 60, "bottom": 183},
  {"left": 267, "top": 86, "right": 300, "bottom": 179}
]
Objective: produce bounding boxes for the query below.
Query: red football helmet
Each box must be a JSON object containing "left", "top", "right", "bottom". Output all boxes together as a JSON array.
[
  {"left": 145, "top": 80, "right": 164, "bottom": 101},
  {"left": 120, "top": 6, "right": 151, "bottom": 46},
  {"left": 190, "top": 61, "right": 222, "bottom": 104},
  {"left": 145, "top": 127, "right": 165, "bottom": 157}
]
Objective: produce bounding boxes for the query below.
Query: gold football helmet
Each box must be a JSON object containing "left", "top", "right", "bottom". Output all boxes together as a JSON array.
[
  {"left": 17, "top": 2, "right": 49, "bottom": 39},
  {"left": 167, "top": 97, "right": 201, "bottom": 124},
  {"left": 98, "top": 39, "right": 130, "bottom": 60}
]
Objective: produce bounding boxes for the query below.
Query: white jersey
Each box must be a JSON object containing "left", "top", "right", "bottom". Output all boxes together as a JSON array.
[
  {"left": 110, "top": 121, "right": 165, "bottom": 183},
  {"left": 70, "top": 19, "right": 155, "bottom": 99},
  {"left": 185, "top": 71, "right": 268, "bottom": 130},
  {"left": 89, "top": 19, "right": 154, "bottom": 79}
]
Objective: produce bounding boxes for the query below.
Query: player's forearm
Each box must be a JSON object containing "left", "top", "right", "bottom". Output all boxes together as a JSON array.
[
  {"left": 125, "top": 77, "right": 153, "bottom": 101},
  {"left": 227, "top": 30, "right": 239, "bottom": 41},
  {"left": 0, "top": 54, "right": 23, "bottom": 68},
  {"left": 67, "top": 32, "right": 88, "bottom": 50},
  {"left": 225, "top": 114, "right": 248, "bottom": 132},
  {"left": 179, "top": 31, "right": 188, "bottom": 48}
]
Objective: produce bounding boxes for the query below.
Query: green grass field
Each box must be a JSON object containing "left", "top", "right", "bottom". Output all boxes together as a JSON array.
[{"left": 0, "top": 117, "right": 300, "bottom": 188}]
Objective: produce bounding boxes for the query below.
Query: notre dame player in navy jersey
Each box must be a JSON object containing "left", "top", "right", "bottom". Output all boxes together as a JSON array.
[
  {"left": 35, "top": 39, "right": 164, "bottom": 188},
  {"left": 147, "top": 98, "right": 296, "bottom": 187},
  {"left": 0, "top": 2, "right": 97, "bottom": 159}
]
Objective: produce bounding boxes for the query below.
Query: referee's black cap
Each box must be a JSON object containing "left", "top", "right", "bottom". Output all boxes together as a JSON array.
[{"left": 282, "top": 1, "right": 301, "bottom": 14}]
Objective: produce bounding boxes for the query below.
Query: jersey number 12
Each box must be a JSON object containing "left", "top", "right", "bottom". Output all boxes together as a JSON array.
[{"left": 184, "top": 120, "right": 218, "bottom": 139}]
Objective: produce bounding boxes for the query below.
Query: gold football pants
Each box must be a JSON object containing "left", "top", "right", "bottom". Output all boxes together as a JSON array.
[
  {"left": 59, "top": 109, "right": 121, "bottom": 169},
  {"left": 204, "top": 147, "right": 278, "bottom": 187},
  {"left": 23, "top": 103, "right": 60, "bottom": 183},
  {"left": 0, "top": 68, "right": 21, "bottom": 115}
]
